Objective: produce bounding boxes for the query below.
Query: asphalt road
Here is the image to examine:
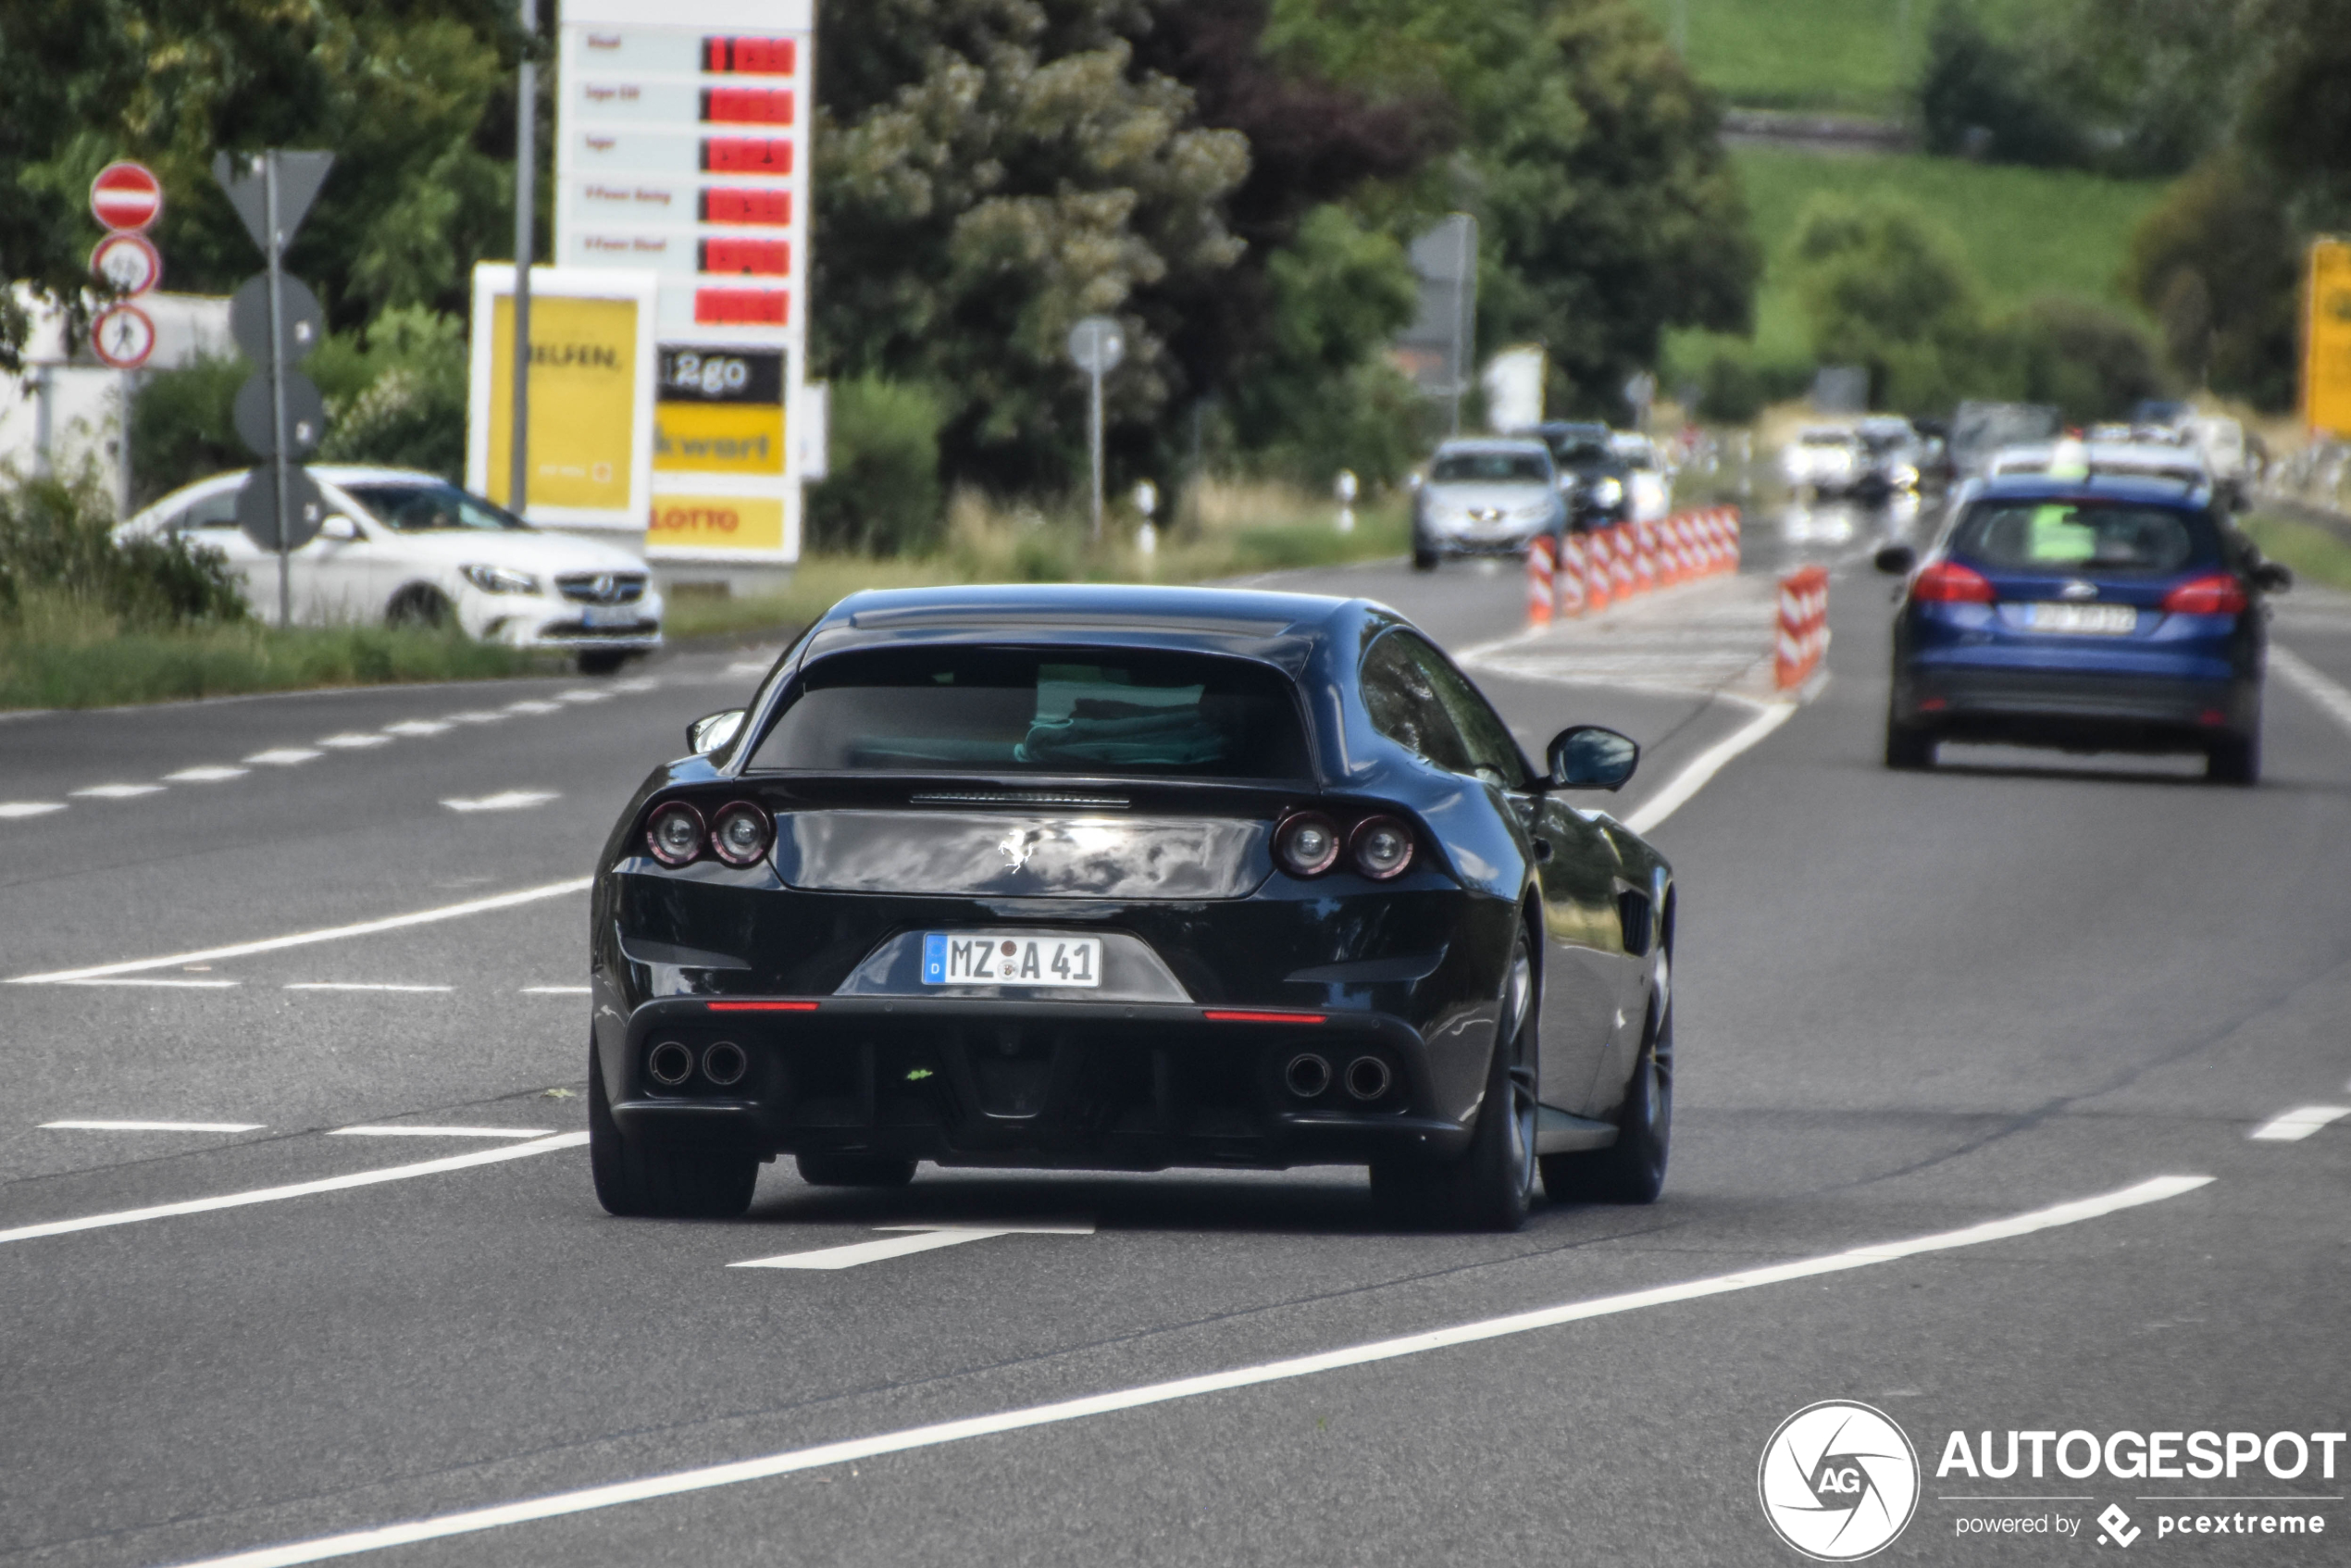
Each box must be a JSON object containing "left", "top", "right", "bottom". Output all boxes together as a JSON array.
[{"left": 4, "top": 503, "right": 2347, "bottom": 1568}]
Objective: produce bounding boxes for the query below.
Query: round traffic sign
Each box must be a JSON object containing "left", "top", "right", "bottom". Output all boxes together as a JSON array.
[
  {"left": 229, "top": 274, "right": 324, "bottom": 366},
  {"left": 91, "top": 304, "right": 157, "bottom": 369},
  {"left": 1066, "top": 315, "right": 1125, "bottom": 375},
  {"left": 233, "top": 369, "right": 328, "bottom": 458},
  {"left": 90, "top": 161, "right": 164, "bottom": 233},
  {"left": 90, "top": 232, "right": 162, "bottom": 296},
  {"left": 235, "top": 465, "right": 329, "bottom": 553}
]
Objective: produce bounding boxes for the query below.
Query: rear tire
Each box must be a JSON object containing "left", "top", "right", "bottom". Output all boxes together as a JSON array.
[
  {"left": 795, "top": 1151, "right": 918, "bottom": 1188},
  {"left": 2207, "top": 732, "right": 2259, "bottom": 786},
  {"left": 1885, "top": 712, "right": 1936, "bottom": 770},
  {"left": 1373, "top": 926, "right": 1537, "bottom": 1232},
  {"left": 589, "top": 1040, "right": 759, "bottom": 1218},
  {"left": 1412, "top": 541, "right": 1440, "bottom": 572},
  {"left": 385, "top": 584, "right": 453, "bottom": 629},
  {"left": 1542, "top": 996, "right": 1672, "bottom": 1205}
]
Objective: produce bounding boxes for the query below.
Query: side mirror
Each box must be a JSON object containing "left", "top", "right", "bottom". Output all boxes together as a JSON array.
[
  {"left": 1873, "top": 543, "right": 1916, "bottom": 575},
  {"left": 2253, "top": 561, "right": 2293, "bottom": 594},
  {"left": 1546, "top": 725, "right": 1638, "bottom": 791},
  {"left": 320, "top": 515, "right": 360, "bottom": 542},
  {"left": 687, "top": 708, "right": 746, "bottom": 755}
]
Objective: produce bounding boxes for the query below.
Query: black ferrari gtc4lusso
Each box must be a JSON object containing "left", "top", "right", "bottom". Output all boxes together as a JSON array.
[{"left": 589, "top": 584, "right": 1675, "bottom": 1230}]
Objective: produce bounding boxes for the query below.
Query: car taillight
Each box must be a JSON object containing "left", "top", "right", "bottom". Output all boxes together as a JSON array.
[
  {"left": 710, "top": 801, "right": 773, "bottom": 866},
  {"left": 1350, "top": 815, "right": 1414, "bottom": 880},
  {"left": 1910, "top": 560, "right": 1995, "bottom": 604},
  {"left": 645, "top": 802, "right": 705, "bottom": 866},
  {"left": 2160, "top": 573, "right": 2247, "bottom": 616},
  {"left": 1275, "top": 812, "right": 1341, "bottom": 877}
]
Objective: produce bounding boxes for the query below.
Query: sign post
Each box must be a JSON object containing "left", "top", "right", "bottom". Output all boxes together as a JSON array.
[
  {"left": 214, "top": 150, "right": 335, "bottom": 626},
  {"left": 1066, "top": 315, "right": 1125, "bottom": 542},
  {"left": 511, "top": 0, "right": 538, "bottom": 516}
]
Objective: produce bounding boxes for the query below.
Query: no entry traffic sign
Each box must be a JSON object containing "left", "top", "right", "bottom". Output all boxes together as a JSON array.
[
  {"left": 91, "top": 304, "right": 156, "bottom": 369},
  {"left": 90, "top": 162, "right": 164, "bottom": 233}
]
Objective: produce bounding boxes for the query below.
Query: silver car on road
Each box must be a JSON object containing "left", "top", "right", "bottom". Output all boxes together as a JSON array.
[{"left": 1411, "top": 439, "right": 1566, "bottom": 571}]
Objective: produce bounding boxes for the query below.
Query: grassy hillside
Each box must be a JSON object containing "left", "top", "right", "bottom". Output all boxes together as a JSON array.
[{"left": 1626, "top": 0, "right": 2042, "bottom": 116}]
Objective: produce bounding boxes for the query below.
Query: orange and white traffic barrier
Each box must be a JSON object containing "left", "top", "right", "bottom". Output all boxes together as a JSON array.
[
  {"left": 1610, "top": 522, "right": 1637, "bottom": 600},
  {"left": 1633, "top": 520, "right": 1659, "bottom": 595},
  {"left": 1585, "top": 527, "right": 1613, "bottom": 613},
  {"left": 1775, "top": 565, "right": 1829, "bottom": 689},
  {"left": 1525, "top": 534, "right": 1556, "bottom": 626},
  {"left": 1556, "top": 531, "right": 1588, "bottom": 616}
]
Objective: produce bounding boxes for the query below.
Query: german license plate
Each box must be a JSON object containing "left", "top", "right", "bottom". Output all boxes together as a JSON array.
[
  {"left": 923, "top": 933, "right": 1101, "bottom": 988},
  {"left": 2023, "top": 603, "right": 2136, "bottom": 635},
  {"left": 580, "top": 604, "right": 636, "bottom": 628}
]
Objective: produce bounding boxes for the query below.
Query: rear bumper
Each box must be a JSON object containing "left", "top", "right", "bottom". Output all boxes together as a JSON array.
[
  {"left": 1895, "top": 664, "right": 2257, "bottom": 750},
  {"left": 604, "top": 995, "right": 1474, "bottom": 1171}
]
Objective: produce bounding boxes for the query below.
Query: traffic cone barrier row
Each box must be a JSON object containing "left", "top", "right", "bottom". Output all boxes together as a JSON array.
[{"left": 1527, "top": 505, "right": 1741, "bottom": 628}]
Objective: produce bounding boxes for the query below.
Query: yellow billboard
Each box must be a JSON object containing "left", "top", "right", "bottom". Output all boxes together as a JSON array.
[
  {"left": 2309, "top": 239, "right": 2351, "bottom": 437},
  {"left": 482, "top": 295, "right": 641, "bottom": 512},
  {"left": 654, "top": 403, "right": 787, "bottom": 475},
  {"left": 648, "top": 493, "right": 785, "bottom": 554}
]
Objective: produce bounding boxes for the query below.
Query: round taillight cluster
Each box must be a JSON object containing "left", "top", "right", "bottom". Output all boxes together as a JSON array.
[
  {"left": 1275, "top": 810, "right": 1416, "bottom": 881},
  {"left": 644, "top": 800, "right": 773, "bottom": 868}
]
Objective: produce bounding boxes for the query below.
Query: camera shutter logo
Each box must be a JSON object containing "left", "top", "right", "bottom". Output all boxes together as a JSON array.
[{"left": 1759, "top": 1401, "right": 1921, "bottom": 1560}]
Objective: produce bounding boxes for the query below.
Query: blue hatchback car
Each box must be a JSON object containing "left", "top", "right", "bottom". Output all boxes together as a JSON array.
[{"left": 1875, "top": 474, "right": 2292, "bottom": 783}]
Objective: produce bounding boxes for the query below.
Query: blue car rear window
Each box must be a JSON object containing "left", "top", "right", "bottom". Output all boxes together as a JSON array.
[
  {"left": 749, "top": 647, "right": 1311, "bottom": 778},
  {"left": 1950, "top": 502, "right": 2215, "bottom": 575}
]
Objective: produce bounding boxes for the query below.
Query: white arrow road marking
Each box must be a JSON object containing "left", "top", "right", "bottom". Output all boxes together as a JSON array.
[
  {"left": 41, "top": 1120, "right": 263, "bottom": 1133},
  {"left": 441, "top": 790, "right": 559, "bottom": 813},
  {"left": 0, "top": 802, "right": 68, "bottom": 818},
  {"left": 6, "top": 877, "right": 591, "bottom": 984},
  {"left": 731, "top": 1222, "right": 1096, "bottom": 1272},
  {"left": 170, "top": 1176, "right": 2211, "bottom": 1568},
  {"left": 70, "top": 782, "right": 166, "bottom": 799},
  {"left": 2249, "top": 1104, "right": 2350, "bottom": 1141},
  {"left": 0, "top": 1133, "right": 587, "bottom": 1247},
  {"left": 244, "top": 748, "right": 321, "bottom": 766},
  {"left": 165, "top": 765, "right": 249, "bottom": 782}
]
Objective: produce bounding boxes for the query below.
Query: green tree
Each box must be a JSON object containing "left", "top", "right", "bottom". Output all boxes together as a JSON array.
[
  {"left": 2124, "top": 150, "right": 2299, "bottom": 408},
  {"left": 1785, "top": 194, "right": 1986, "bottom": 413}
]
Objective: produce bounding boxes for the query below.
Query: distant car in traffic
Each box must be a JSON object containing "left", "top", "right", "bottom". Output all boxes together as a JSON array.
[
  {"left": 1410, "top": 438, "right": 1567, "bottom": 570},
  {"left": 1782, "top": 426, "right": 1864, "bottom": 498},
  {"left": 1530, "top": 420, "right": 1631, "bottom": 532},
  {"left": 589, "top": 583, "right": 1675, "bottom": 1230},
  {"left": 1876, "top": 472, "right": 2290, "bottom": 782},
  {"left": 1948, "top": 400, "right": 2060, "bottom": 479},
  {"left": 118, "top": 467, "right": 663, "bottom": 673},
  {"left": 1856, "top": 416, "right": 1925, "bottom": 495},
  {"left": 1609, "top": 431, "right": 1673, "bottom": 519}
]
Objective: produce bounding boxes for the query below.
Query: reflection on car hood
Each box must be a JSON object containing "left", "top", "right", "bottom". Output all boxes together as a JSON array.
[{"left": 1422, "top": 482, "right": 1553, "bottom": 511}]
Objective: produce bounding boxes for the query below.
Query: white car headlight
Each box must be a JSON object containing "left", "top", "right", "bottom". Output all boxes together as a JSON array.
[
  {"left": 1591, "top": 477, "right": 1623, "bottom": 506},
  {"left": 460, "top": 564, "right": 541, "bottom": 595}
]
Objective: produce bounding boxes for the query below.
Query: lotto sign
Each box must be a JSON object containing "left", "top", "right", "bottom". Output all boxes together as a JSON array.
[{"left": 89, "top": 162, "right": 163, "bottom": 232}]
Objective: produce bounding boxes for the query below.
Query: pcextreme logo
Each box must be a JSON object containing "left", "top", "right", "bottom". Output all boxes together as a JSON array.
[{"left": 1760, "top": 1401, "right": 1922, "bottom": 1561}]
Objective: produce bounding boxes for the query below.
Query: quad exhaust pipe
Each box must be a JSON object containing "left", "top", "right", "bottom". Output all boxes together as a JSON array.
[
  {"left": 703, "top": 1040, "right": 748, "bottom": 1088},
  {"left": 1343, "top": 1055, "right": 1391, "bottom": 1101},
  {"left": 1283, "top": 1053, "right": 1332, "bottom": 1098},
  {"left": 646, "top": 1039, "right": 695, "bottom": 1087}
]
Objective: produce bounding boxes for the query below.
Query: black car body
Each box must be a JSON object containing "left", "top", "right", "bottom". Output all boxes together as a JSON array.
[
  {"left": 1532, "top": 420, "right": 1631, "bottom": 531},
  {"left": 589, "top": 585, "right": 1675, "bottom": 1229},
  {"left": 1877, "top": 474, "right": 2290, "bottom": 782}
]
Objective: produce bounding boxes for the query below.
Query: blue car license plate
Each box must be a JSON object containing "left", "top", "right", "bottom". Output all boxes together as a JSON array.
[{"left": 922, "top": 933, "right": 1101, "bottom": 988}]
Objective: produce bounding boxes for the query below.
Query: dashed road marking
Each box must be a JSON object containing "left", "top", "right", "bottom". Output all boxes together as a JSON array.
[
  {"left": 0, "top": 802, "right": 68, "bottom": 819},
  {"left": 70, "top": 782, "right": 166, "bottom": 799},
  {"left": 612, "top": 676, "right": 661, "bottom": 692},
  {"left": 521, "top": 985, "right": 590, "bottom": 995},
  {"left": 2249, "top": 1104, "right": 2350, "bottom": 1141},
  {"left": 381, "top": 720, "right": 452, "bottom": 737},
  {"left": 726, "top": 660, "right": 770, "bottom": 677},
  {"left": 731, "top": 1222, "right": 1096, "bottom": 1272},
  {"left": 166, "top": 765, "right": 249, "bottom": 783},
  {"left": 174, "top": 1176, "right": 2212, "bottom": 1568},
  {"left": 442, "top": 790, "right": 560, "bottom": 813},
  {"left": 41, "top": 1120, "right": 263, "bottom": 1133},
  {"left": 330, "top": 1126, "right": 554, "bottom": 1139},
  {"left": 0, "top": 1133, "right": 589, "bottom": 1248},
  {"left": 504, "top": 700, "right": 563, "bottom": 716},
  {"left": 317, "top": 733, "right": 391, "bottom": 750},
  {"left": 59, "top": 977, "right": 240, "bottom": 989},
  {"left": 443, "top": 711, "right": 507, "bottom": 725},
  {"left": 283, "top": 983, "right": 454, "bottom": 993},
  {"left": 244, "top": 748, "right": 322, "bottom": 766},
  {"left": 557, "top": 689, "right": 610, "bottom": 703}
]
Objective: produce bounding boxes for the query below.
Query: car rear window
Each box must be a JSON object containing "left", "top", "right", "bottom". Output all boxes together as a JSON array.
[
  {"left": 748, "top": 647, "right": 1311, "bottom": 778},
  {"left": 1431, "top": 453, "right": 1549, "bottom": 484},
  {"left": 1949, "top": 502, "right": 2217, "bottom": 575}
]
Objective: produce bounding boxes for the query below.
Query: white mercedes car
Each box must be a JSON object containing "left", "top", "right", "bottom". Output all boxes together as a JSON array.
[{"left": 118, "top": 467, "right": 663, "bottom": 673}]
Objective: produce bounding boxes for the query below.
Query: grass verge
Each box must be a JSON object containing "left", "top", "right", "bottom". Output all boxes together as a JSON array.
[
  {"left": 1626, "top": 0, "right": 2043, "bottom": 116},
  {"left": 2242, "top": 512, "right": 2351, "bottom": 594}
]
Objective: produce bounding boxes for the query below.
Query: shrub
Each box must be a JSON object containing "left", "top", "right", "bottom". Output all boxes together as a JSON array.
[
  {"left": 314, "top": 306, "right": 468, "bottom": 479},
  {"left": 130, "top": 356, "right": 246, "bottom": 508},
  {"left": 1785, "top": 193, "right": 1990, "bottom": 413},
  {"left": 805, "top": 376, "right": 946, "bottom": 556},
  {"left": 0, "top": 466, "right": 244, "bottom": 626},
  {"left": 1991, "top": 296, "right": 2170, "bottom": 425},
  {"left": 1918, "top": 5, "right": 2085, "bottom": 168},
  {"left": 2123, "top": 151, "right": 2299, "bottom": 410}
]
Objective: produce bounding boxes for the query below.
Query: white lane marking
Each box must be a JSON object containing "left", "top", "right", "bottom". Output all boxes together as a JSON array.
[
  {"left": 317, "top": 733, "right": 391, "bottom": 750},
  {"left": 612, "top": 677, "right": 661, "bottom": 692},
  {"left": 244, "top": 749, "right": 321, "bottom": 766},
  {"left": 1621, "top": 702, "right": 1797, "bottom": 835},
  {"left": 176, "top": 1175, "right": 2211, "bottom": 1568},
  {"left": 330, "top": 1126, "right": 554, "bottom": 1139},
  {"left": 2249, "top": 1104, "right": 2350, "bottom": 1141},
  {"left": 2270, "top": 645, "right": 2351, "bottom": 735},
  {"left": 732, "top": 1222, "right": 1095, "bottom": 1272},
  {"left": 443, "top": 711, "right": 507, "bottom": 726},
  {"left": 522, "top": 985, "right": 591, "bottom": 995},
  {"left": 59, "top": 977, "right": 241, "bottom": 989},
  {"left": 6, "top": 877, "right": 591, "bottom": 985},
  {"left": 557, "top": 689, "right": 610, "bottom": 703},
  {"left": 381, "top": 720, "right": 452, "bottom": 737},
  {"left": 442, "top": 790, "right": 559, "bottom": 813},
  {"left": 0, "top": 802, "right": 68, "bottom": 818},
  {"left": 70, "top": 782, "right": 166, "bottom": 799},
  {"left": 726, "top": 660, "right": 770, "bottom": 676},
  {"left": 0, "top": 1133, "right": 588, "bottom": 1248},
  {"left": 283, "top": 983, "right": 453, "bottom": 993},
  {"left": 42, "top": 1120, "right": 263, "bottom": 1133},
  {"left": 504, "top": 700, "right": 563, "bottom": 716},
  {"left": 165, "top": 765, "right": 249, "bottom": 783}
]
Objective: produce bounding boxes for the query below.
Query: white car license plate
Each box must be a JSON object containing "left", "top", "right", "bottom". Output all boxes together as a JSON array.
[
  {"left": 922, "top": 933, "right": 1101, "bottom": 989},
  {"left": 580, "top": 604, "right": 636, "bottom": 628},
  {"left": 2024, "top": 602, "right": 2136, "bottom": 635}
]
